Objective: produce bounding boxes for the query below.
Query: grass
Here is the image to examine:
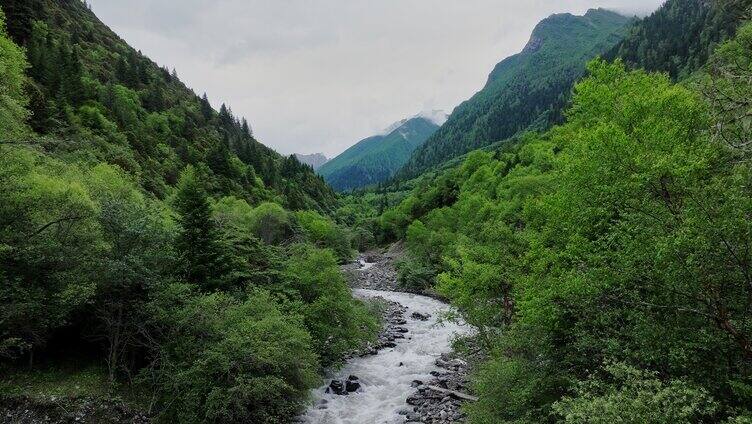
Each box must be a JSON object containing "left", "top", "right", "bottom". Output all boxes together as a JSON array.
[{"left": 0, "top": 363, "right": 111, "bottom": 400}]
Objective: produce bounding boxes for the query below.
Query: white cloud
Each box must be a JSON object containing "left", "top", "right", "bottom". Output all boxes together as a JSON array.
[{"left": 90, "top": 0, "right": 664, "bottom": 156}]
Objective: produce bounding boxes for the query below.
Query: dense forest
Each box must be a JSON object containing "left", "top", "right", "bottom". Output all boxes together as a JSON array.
[
  {"left": 606, "top": 0, "right": 751, "bottom": 79},
  {"left": 0, "top": 1, "right": 378, "bottom": 422},
  {"left": 318, "top": 116, "right": 441, "bottom": 192},
  {"left": 0, "top": 0, "right": 336, "bottom": 212},
  {"left": 374, "top": 8, "right": 752, "bottom": 424}
]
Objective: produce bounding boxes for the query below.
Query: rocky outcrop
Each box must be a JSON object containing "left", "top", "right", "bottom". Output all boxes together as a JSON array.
[{"left": 411, "top": 312, "right": 431, "bottom": 321}]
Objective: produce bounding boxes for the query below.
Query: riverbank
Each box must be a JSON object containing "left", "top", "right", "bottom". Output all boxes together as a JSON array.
[
  {"left": 299, "top": 289, "right": 471, "bottom": 424},
  {"left": 300, "top": 248, "right": 478, "bottom": 423}
]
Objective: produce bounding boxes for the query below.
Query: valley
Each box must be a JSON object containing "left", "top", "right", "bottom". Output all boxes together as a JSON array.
[{"left": 2, "top": 0, "right": 752, "bottom": 423}]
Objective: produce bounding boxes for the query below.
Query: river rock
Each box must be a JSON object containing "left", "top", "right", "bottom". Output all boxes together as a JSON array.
[
  {"left": 326, "top": 380, "right": 348, "bottom": 396},
  {"left": 345, "top": 376, "right": 361, "bottom": 392},
  {"left": 411, "top": 312, "right": 431, "bottom": 321},
  {"left": 403, "top": 349, "right": 479, "bottom": 423}
]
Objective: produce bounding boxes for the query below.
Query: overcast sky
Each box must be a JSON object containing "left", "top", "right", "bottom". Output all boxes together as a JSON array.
[{"left": 89, "top": 0, "right": 664, "bottom": 157}]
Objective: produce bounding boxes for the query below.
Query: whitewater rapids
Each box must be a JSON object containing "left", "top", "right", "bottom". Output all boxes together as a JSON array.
[{"left": 300, "top": 289, "right": 471, "bottom": 424}]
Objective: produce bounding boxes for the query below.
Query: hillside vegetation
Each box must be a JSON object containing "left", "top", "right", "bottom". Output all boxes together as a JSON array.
[
  {"left": 606, "top": 0, "right": 751, "bottom": 79},
  {"left": 0, "top": 2, "right": 378, "bottom": 422},
  {"left": 0, "top": 0, "right": 335, "bottom": 212},
  {"left": 375, "top": 19, "right": 752, "bottom": 424},
  {"left": 319, "top": 116, "right": 441, "bottom": 192},
  {"left": 398, "top": 9, "right": 629, "bottom": 179}
]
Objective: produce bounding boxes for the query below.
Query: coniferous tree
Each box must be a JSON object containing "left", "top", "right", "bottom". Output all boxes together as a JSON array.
[
  {"left": 200, "top": 93, "right": 213, "bottom": 120},
  {"left": 174, "top": 166, "right": 223, "bottom": 290},
  {"left": 241, "top": 117, "right": 252, "bottom": 137}
]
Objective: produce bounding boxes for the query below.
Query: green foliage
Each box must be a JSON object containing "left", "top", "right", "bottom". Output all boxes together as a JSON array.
[
  {"left": 384, "top": 55, "right": 752, "bottom": 422},
  {"left": 0, "top": 147, "right": 101, "bottom": 358},
  {"left": 552, "top": 363, "right": 719, "bottom": 423},
  {"left": 145, "top": 286, "right": 319, "bottom": 424},
  {"left": 294, "top": 210, "right": 353, "bottom": 262},
  {"left": 0, "top": 0, "right": 337, "bottom": 210},
  {"left": 703, "top": 21, "right": 752, "bottom": 155},
  {"left": 283, "top": 245, "right": 378, "bottom": 365},
  {"left": 0, "top": 145, "right": 376, "bottom": 419},
  {"left": 174, "top": 166, "right": 223, "bottom": 290},
  {"left": 465, "top": 355, "right": 557, "bottom": 423},
  {"left": 319, "top": 116, "right": 440, "bottom": 192},
  {"left": 399, "top": 9, "right": 630, "bottom": 179},
  {"left": 606, "top": 0, "right": 752, "bottom": 80},
  {"left": 248, "top": 202, "right": 294, "bottom": 245},
  {"left": 0, "top": 3, "right": 378, "bottom": 422},
  {"left": 0, "top": 8, "right": 30, "bottom": 140},
  {"left": 395, "top": 254, "right": 436, "bottom": 292}
]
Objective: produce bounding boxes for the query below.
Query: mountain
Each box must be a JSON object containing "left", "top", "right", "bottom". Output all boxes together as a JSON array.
[
  {"left": 398, "top": 8, "right": 630, "bottom": 179},
  {"left": 318, "top": 112, "right": 446, "bottom": 192},
  {"left": 605, "top": 0, "right": 752, "bottom": 79},
  {"left": 0, "top": 0, "right": 336, "bottom": 213},
  {"left": 295, "top": 153, "right": 329, "bottom": 170}
]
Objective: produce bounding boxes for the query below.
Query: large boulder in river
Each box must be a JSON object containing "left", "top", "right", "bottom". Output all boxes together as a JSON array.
[
  {"left": 346, "top": 376, "right": 361, "bottom": 392},
  {"left": 326, "top": 380, "right": 348, "bottom": 395}
]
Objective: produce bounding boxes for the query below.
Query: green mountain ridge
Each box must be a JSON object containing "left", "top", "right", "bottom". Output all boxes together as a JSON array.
[
  {"left": 318, "top": 115, "right": 442, "bottom": 192},
  {"left": 397, "top": 8, "right": 631, "bottom": 179},
  {"left": 0, "top": 0, "right": 336, "bottom": 213},
  {"left": 605, "top": 0, "right": 750, "bottom": 79}
]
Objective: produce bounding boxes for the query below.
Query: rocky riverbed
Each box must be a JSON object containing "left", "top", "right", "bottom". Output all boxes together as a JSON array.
[
  {"left": 342, "top": 245, "right": 403, "bottom": 292},
  {"left": 300, "top": 250, "right": 477, "bottom": 423},
  {"left": 402, "top": 352, "right": 474, "bottom": 423}
]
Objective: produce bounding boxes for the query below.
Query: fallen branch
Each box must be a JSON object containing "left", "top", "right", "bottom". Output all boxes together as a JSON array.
[{"left": 426, "top": 385, "right": 479, "bottom": 402}]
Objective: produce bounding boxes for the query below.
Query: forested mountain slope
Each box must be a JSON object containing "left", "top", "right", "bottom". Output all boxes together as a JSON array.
[
  {"left": 377, "top": 20, "right": 752, "bottom": 421},
  {"left": 397, "top": 9, "right": 629, "bottom": 179},
  {"left": 0, "top": 0, "right": 336, "bottom": 212},
  {"left": 0, "top": 2, "right": 379, "bottom": 423},
  {"left": 606, "top": 0, "right": 752, "bottom": 79},
  {"left": 319, "top": 115, "right": 443, "bottom": 192}
]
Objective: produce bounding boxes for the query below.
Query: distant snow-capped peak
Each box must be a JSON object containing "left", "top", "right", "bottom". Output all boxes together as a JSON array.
[
  {"left": 379, "top": 119, "right": 408, "bottom": 136},
  {"left": 379, "top": 110, "right": 448, "bottom": 136},
  {"left": 415, "top": 109, "right": 449, "bottom": 126}
]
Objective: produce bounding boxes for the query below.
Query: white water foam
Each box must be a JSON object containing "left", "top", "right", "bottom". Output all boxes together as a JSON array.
[{"left": 300, "top": 289, "right": 471, "bottom": 424}]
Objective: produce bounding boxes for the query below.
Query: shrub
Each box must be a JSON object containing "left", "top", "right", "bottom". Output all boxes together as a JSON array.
[
  {"left": 146, "top": 284, "right": 319, "bottom": 424},
  {"left": 284, "top": 244, "right": 377, "bottom": 365},
  {"left": 248, "top": 202, "right": 293, "bottom": 245},
  {"left": 294, "top": 210, "right": 353, "bottom": 262},
  {"left": 552, "top": 363, "right": 718, "bottom": 424},
  {"left": 396, "top": 255, "right": 436, "bottom": 292}
]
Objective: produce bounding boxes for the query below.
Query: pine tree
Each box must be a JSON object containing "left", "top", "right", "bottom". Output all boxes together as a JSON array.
[
  {"left": 174, "top": 166, "right": 223, "bottom": 290},
  {"left": 241, "top": 117, "right": 252, "bottom": 137},
  {"left": 200, "top": 93, "right": 213, "bottom": 120}
]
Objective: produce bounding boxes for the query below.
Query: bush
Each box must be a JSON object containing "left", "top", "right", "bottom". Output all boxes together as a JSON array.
[
  {"left": 283, "top": 244, "right": 377, "bottom": 365},
  {"left": 553, "top": 363, "right": 718, "bottom": 424},
  {"left": 294, "top": 210, "right": 353, "bottom": 262},
  {"left": 396, "top": 255, "right": 436, "bottom": 292},
  {"left": 146, "top": 284, "right": 319, "bottom": 424},
  {"left": 466, "top": 355, "right": 558, "bottom": 424},
  {"left": 248, "top": 202, "right": 293, "bottom": 245}
]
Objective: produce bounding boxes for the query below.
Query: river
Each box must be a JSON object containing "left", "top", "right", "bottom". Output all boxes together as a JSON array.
[{"left": 300, "top": 288, "right": 471, "bottom": 424}]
